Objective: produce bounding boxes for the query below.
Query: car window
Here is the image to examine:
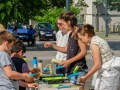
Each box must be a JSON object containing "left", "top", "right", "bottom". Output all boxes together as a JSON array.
[
  {"left": 7, "top": 23, "right": 24, "bottom": 29},
  {"left": 7, "top": 24, "right": 14, "bottom": 29},
  {"left": 38, "top": 23, "right": 53, "bottom": 29}
]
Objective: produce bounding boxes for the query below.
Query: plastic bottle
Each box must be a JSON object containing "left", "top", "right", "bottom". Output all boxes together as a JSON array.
[
  {"left": 38, "top": 60, "right": 43, "bottom": 76},
  {"left": 73, "top": 66, "right": 79, "bottom": 74},
  {"left": 23, "top": 56, "right": 27, "bottom": 61},
  {"left": 32, "top": 57, "right": 38, "bottom": 68}
]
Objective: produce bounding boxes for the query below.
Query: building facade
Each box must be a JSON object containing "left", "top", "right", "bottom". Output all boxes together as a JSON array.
[{"left": 73, "top": 0, "right": 120, "bottom": 32}]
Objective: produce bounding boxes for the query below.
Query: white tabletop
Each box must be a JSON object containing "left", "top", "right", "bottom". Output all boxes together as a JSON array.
[{"left": 29, "top": 80, "right": 80, "bottom": 90}]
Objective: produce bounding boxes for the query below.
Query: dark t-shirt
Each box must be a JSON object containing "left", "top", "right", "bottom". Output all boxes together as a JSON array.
[
  {"left": 66, "top": 33, "right": 88, "bottom": 73},
  {"left": 11, "top": 57, "right": 29, "bottom": 90}
]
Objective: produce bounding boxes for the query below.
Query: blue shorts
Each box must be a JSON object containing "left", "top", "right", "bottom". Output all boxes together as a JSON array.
[{"left": 68, "top": 70, "right": 88, "bottom": 86}]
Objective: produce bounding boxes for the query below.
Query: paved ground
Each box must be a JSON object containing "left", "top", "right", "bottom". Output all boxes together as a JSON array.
[{"left": 24, "top": 32, "right": 120, "bottom": 90}]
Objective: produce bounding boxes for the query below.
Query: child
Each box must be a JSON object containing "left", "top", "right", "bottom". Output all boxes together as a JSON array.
[
  {"left": 0, "top": 30, "right": 34, "bottom": 90},
  {"left": 11, "top": 39, "right": 39, "bottom": 90}
]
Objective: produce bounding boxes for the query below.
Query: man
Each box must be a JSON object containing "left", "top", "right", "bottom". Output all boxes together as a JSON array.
[{"left": 27, "top": 25, "right": 36, "bottom": 46}]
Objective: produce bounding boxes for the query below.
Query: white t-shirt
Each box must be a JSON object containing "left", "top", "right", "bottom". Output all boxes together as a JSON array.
[{"left": 55, "top": 30, "right": 70, "bottom": 60}]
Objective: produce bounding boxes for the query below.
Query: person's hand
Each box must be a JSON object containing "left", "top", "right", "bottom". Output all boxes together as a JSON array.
[
  {"left": 78, "top": 76, "right": 87, "bottom": 83},
  {"left": 34, "top": 73, "right": 40, "bottom": 79},
  {"left": 61, "top": 60, "right": 71, "bottom": 67},
  {"left": 44, "top": 42, "right": 52, "bottom": 48},
  {"left": 27, "top": 83, "right": 38, "bottom": 88},
  {"left": 30, "top": 68, "right": 40, "bottom": 74},
  {"left": 23, "top": 73, "right": 35, "bottom": 83}
]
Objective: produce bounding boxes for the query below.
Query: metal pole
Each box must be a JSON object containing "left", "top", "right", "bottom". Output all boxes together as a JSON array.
[
  {"left": 66, "top": 0, "right": 70, "bottom": 12},
  {"left": 93, "top": 2, "right": 98, "bottom": 31},
  {"left": 105, "top": 0, "right": 108, "bottom": 37}
]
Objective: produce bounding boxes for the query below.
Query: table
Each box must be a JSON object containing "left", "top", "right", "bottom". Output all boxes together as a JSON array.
[{"left": 29, "top": 80, "right": 80, "bottom": 90}]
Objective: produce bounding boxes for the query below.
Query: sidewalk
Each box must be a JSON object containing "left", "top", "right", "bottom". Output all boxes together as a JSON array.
[{"left": 96, "top": 32, "right": 120, "bottom": 41}]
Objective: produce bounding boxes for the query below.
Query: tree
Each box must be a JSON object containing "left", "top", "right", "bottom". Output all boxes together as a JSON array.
[
  {"left": 34, "top": 6, "right": 80, "bottom": 31},
  {"left": 96, "top": 0, "right": 120, "bottom": 11},
  {"left": 0, "top": 0, "right": 69, "bottom": 27}
]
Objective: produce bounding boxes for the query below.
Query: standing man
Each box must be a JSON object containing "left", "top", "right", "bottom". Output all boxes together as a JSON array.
[
  {"left": 44, "top": 18, "right": 70, "bottom": 76},
  {"left": 27, "top": 25, "right": 36, "bottom": 46}
]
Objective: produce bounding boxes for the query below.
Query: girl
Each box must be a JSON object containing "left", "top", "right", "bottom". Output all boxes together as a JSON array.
[{"left": 76, "top": 24, "right": 120, "bottom": 90}]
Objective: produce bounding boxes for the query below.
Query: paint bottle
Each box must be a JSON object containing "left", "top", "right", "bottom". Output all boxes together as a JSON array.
[
  {"left": 73, "top": 66, "right": 79, "bottom": 74},
  {"left": 32, "top": 57, "right": 38, "bottom": 68},
  {"left": 23, "top": 56, "right": 27, "bottom": 61},
  {"left": 38, "top": 60, "right": 43, "bottom": 76}
]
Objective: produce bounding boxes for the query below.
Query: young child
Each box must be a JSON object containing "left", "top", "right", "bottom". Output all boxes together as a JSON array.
[
  {"left": 0, "top": 30, "right": 34, "bottom": 90},
  {"left": 11, "top": 39, "right": 39, "bottom": 90}
]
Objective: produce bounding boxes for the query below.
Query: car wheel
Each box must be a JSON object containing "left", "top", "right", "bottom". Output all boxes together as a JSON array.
[{"left": 53, "top": 39, "right": 56, "bottom": 41}]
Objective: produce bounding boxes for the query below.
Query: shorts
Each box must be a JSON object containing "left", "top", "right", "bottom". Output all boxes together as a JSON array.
[{"left": 68, "top": 70, "right": 88, "bottom": 86}]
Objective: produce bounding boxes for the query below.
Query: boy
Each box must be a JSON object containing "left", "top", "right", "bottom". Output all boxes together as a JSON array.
[
  {"left": 11, "top": 40, "right": 39, "bottom": 90},
  {"left": 0, "top": 30, "right": 33, "bottom": 90}
]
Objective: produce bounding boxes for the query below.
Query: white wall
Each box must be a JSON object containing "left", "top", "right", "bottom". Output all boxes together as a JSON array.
[{"left": 84, "top": 0, "right": 93, "bottom": 24}]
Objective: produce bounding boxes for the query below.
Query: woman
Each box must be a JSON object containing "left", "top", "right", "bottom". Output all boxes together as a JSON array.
[
  {"left": 44, "top": 12, "right": 88, "bottom": 90},
  {"left": 76, "top": 24, "right": 120, "bottom": 90}
]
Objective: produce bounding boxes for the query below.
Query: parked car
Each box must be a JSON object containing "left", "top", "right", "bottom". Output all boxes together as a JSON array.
[
  {"left": 34, "top": 22, "right": 56, "bottom": 41},
  {"left": 7, "top": 24, "right": 28, "bottom": 42}
]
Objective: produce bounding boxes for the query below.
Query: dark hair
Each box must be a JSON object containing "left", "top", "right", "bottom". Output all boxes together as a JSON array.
[
  {"left": 75, "top": 24, "right": 95, "bottom": 39},
  {"left": 11, "top": 40, "right": 26, "bottom": 54},
  {"left": 13, "top": 26, "right": 18, "bottom": 32},
  {"left": 0, "top": 30, "right": 16, "bottom": 45},
  {"left": 59, "top": 12, "right": 77, "bottom": 28}
]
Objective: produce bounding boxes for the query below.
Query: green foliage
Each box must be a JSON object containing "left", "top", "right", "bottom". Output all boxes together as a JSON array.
[
  {"left": 0, "top": 0, "right": 68, "bottom": 27},
  {"left": 70, "top": 6, "right": 80, "bottom": 15},
  {"left": 34, "top": 7, "right": 64, "bottom": 31},
  {"left": 75, "top": 0, "right": 88, "bottom": 7},
  {"left": 34, "top": 6, "right": 80, "bottom": 31}
]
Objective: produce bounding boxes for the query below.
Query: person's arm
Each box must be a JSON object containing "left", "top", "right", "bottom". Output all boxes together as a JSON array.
[
  {"left": 79, "top": 44, "right": 102, "bottom": 82},
  {"left": 61, "top": 40, "right": 87, "bottom": 67},
  {"left": 29, "top": 68, "right": 40, "bottom": 73},
  {"left": 19, "top": 80, "right": 38, "bottom": 88},
  {"left": 52, "top": 43, "right": 67, "bottom": 53},
  {"left": 44, "top": 41, "right": 68, "bottom": 53},
  {"left": 3, "top": 65, "right": 34, "bottom": 83}
]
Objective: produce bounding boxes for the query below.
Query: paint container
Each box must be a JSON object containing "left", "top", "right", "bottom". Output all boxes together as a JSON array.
[
  {"left": 38, "top": 60, "right": 43, "bottom": 76},
  {"left": 32, "top": 57, "right": 38, "bottom": 68},
  {"left": 73, "top": 66, "right": 79, "bottom": 74}
]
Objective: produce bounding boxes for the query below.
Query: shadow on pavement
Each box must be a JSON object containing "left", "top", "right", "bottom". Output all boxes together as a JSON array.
[
  {"left": 108, "top": 41, "right": 120, "bottom": 50},
  {"left": 25, "top": 45, "right": 56, "bottom": 51}
]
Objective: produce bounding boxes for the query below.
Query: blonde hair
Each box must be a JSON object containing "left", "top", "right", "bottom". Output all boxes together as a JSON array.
[
  {"left": 0, "top": 30, "right": 16, "bottom": 45},
  {"left": 0, "top": 23, "right": 6, "bottom": 32}
]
